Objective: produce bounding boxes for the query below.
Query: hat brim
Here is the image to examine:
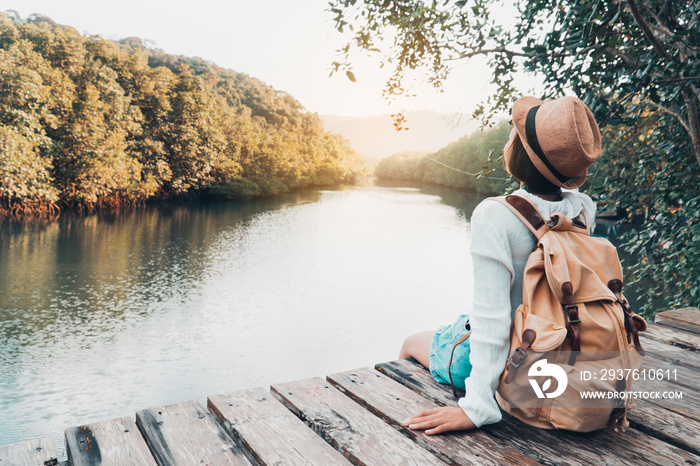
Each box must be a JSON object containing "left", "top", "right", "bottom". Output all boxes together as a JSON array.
[{"left": 512, "top": 97, "right": 587, "bottom": 189}]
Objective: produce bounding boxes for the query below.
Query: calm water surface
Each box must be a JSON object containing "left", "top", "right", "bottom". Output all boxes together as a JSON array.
[{"left": 0, "top": 184, "right": 483, "bottom": 458}]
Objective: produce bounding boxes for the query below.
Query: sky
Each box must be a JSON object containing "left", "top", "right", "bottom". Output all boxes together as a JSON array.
[{"left": 1, "top": 0, "right": 541, "bottom": 118}]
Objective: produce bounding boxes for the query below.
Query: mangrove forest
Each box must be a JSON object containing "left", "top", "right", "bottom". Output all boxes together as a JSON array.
[{"left": 0, "top": 13, "right": 366, "bottom": 218}]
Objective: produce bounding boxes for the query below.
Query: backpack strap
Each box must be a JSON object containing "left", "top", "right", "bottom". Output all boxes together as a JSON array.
[
  {"left": 448, "top": 329, "right": 472, "bottom": 399},
  {"left": 490, "top": 195, "right": 549, "bottom": 240},
  {"left": 571, "top": 209, "right": 590, "bottom": 234}
]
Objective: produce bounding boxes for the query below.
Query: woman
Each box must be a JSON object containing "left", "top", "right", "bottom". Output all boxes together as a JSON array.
[{"left": 399, "top": 95, "right": 601, "bottom": 434}]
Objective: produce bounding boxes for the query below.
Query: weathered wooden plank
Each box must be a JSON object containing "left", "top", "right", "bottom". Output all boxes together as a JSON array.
[
  {"left": 65, "top": 416, "right": 157, "bottom": 466},
  {"left": 627, "top": 400, "right": 700, "bottom": 456},
  {"left": 640, "top": 352, "right": 700, "bottom": 391},
  {"left": 655, "top": 307, "right": 700, "bottom": 335},
  {"left": 633, "top": 375, "right": 700, "bottom": 422},
  {"left": 327, "top": 368, "right": 538, "bottom": 465},
  {"left": 641, "top": 337, "right": 700, "bottom": 372},
  {"left": 0, "top": 438, "right": 57, "bottom": 466},
  {"left": 271, "top": 377, "right": 447, "bottom": 465},
  {"left": 208, "top": 386, "right": 351, "bottom": 465},
  {"left": 135, "top": 399, "right": 252, "bottom": 466},
  {"left": 642, "top": 323, "right": 700, "bottom": 352},
  {"left": 479, "top": 405, "right": 700, "bottom": 466},
  {"left": 377, "top": 359, "right": 700, "bottom": 466}
]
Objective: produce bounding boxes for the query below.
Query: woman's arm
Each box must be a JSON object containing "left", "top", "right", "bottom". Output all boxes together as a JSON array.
[
  {"left": 406, "top": 201, "right": 516, "bottom": 433},
  {"left": 459, "top": 201, "right": 516, "bottom": 427}
]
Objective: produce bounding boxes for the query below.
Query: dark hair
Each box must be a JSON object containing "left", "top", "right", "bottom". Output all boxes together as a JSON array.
[{"left": 506, "top": 134, "right": 561, "bottom": 195}]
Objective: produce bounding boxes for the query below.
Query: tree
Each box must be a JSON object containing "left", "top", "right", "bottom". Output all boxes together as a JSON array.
[
  {"left": 330, "top": 0, "right": 699, "bottom": 315},
  {"left": 0, "top": 23, "right": 63, "bottom": 208},
  {"left": 161, "top": 66, "right": 227, "bottom": 195}
]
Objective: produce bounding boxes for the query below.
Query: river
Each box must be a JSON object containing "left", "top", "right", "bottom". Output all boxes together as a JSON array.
[{"left": 0, "top": 183, "right": 488, "bottom": 458}]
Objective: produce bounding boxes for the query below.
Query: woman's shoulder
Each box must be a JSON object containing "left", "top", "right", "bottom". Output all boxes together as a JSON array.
[
  {"left": 471, "top": 195, "right": 527, "bottom": 231},
  {"left": 471, "top": 189, "right": 596, "bottom": 228},
  {"left": 472, "top": 195, "right": 509, "bottom": 218}
]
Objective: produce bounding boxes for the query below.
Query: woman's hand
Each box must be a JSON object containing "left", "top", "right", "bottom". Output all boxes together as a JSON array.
[{"left": 402, "top": 406, "right": 476, "bottom": 435}]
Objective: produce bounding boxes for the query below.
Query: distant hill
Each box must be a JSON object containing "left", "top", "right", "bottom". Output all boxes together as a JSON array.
[
  {"left": 320, "top": 111, "right": 480, "bottom": 159},
  {"left": 374, "top": 120, "right": 514, "bottom": 195}
]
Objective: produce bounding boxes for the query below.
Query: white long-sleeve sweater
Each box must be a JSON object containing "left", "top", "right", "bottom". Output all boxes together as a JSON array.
[{"left": 458, "top": 188, "right": 596, "bottom": 427}]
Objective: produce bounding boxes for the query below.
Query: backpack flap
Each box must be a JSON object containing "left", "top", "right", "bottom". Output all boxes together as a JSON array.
[{"left": 540, "top": 232, "right": 620, "bottom": 304}]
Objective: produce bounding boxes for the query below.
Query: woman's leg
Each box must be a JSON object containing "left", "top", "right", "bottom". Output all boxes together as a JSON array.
[{"left": 399, "top": 330, "right": 434, "bottom": 369}]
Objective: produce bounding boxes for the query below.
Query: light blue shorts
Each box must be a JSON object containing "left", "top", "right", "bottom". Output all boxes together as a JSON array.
[{"left": 429, "top": 314, "right": 472, "bottom": 390}]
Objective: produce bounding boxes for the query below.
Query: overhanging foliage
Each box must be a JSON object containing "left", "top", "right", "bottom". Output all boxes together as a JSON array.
[{"left": 330, "top": 0, "right": 700, "bottom": 315}]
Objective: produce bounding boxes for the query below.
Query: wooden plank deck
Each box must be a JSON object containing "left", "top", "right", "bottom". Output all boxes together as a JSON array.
[
  {"left": 65, "top": 417, "right": 156, "bottom": 466},
  {"left": 208, "top": 387, "right": 350, "bottom": 465},
  {"left": 654, "top": 307, "right": 700, "bottom": 335},
  {"left": 1, "top": 307, "right": 698, "bottom": 465},
  {"left": 0, "top": 438, "right": 57, "bottom": 466},
  {"left": 135, "top": 400, "right": 251, "bottom": 465}
]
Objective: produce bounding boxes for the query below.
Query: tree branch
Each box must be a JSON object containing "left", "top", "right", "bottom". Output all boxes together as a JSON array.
[
  {"left": 645, "top": 6, "right": 674, "bottom": 39},
  {"left": 627, "top": 0, "right": 669, "bottom": 58},
  {"left": 681, "top": 89, "right": 700, "bottom": 167},
  {"left": 691, "top": 84, "right": 700, "bottom": 99},
  {"left": 646, "top": 5, "right": 700, "bottom": 55},
  {"left": 689, "top": 11, "right": 699, "bottom": 30},
  {"left": 645, "top": 100, "right": 691, "bottom": 134},
  {"left": 454, "top": 45, "right": 597, "bottom": 60},
  {"left": 454, "top": 47, "right": 532, "bottom": 59},
  {"left": 650, "top": 76, "right": 700, "bottom": 85},
  {"left": 604, "top": 46, "right": 636, "bottom": 66}
]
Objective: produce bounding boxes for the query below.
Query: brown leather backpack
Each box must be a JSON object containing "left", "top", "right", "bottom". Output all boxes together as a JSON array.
[{"left": 492, "top": 195, "right": 647, "bottom": 433}]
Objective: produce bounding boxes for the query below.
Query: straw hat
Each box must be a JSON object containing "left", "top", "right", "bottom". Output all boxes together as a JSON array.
[{"left": 509, "top": 95, "right": 601, "bottom": 189}]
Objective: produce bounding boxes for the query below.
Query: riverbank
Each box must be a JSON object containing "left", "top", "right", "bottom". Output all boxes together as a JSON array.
[{"left": 0, "top": 180, "right": 370, "bottom": 223}]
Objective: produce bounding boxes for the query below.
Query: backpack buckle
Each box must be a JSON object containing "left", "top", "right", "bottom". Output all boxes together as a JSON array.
[
  {"left": 505, "top": 329, "right": 537, "bottom": 384},
  {"left": 620, "top": 298, "right": 632, "bottom": 315},
  {"left": 564, "top": 304, "right": 581, "bottom": 324},
  {"left": 507, "top": 347, "right": 527, "bottom": 368}
]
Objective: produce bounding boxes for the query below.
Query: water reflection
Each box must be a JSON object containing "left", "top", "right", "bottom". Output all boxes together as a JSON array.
[
  {"left": 374, "top": 179, "right": 482, "bottom": 223},
  {"left": 0, "top": 192, "right": 323, "bottom": 345}
]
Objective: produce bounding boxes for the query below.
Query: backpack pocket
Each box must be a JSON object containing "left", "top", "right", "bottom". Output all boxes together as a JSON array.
[{"left": 513, "top": 306, "right": 568, "bottom": 352}]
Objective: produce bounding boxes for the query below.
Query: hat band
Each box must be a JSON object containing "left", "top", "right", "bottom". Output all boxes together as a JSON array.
[{"left": 526, "top": 105, "right": 572, "bottom": 184}]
